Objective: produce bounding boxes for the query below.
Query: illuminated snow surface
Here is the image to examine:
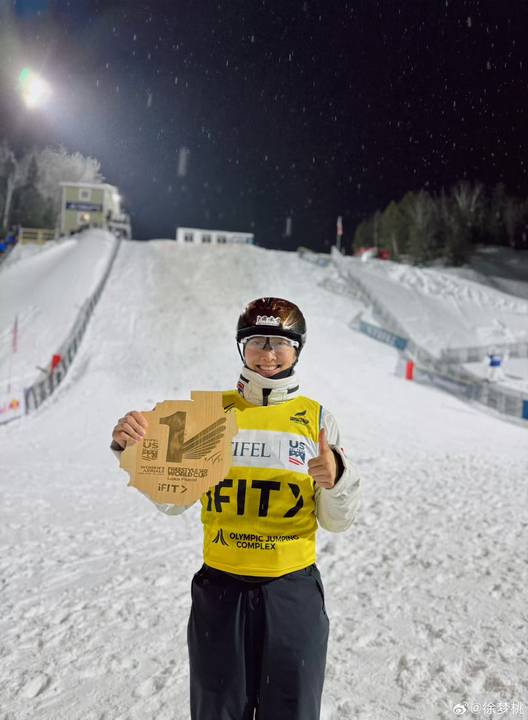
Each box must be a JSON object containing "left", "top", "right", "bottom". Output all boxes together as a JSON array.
[
  {"left": 335, "top": 254, "right": 528, "bottom": 357},
  {"left": 1, "top": 238, "right": 527, "bottom": 720},
  {"left": 0, "top": 231, "right": 116, "bottom": 388}
]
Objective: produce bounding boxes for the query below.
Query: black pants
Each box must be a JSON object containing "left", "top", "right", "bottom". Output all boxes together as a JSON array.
[{"left": 187, "top": 563, "right": 329, "bottom": 720}]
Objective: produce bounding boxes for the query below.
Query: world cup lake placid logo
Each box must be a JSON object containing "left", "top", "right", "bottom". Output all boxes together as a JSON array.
[{"left": 120, "top": 391, "right": 238, "bottom": 505}]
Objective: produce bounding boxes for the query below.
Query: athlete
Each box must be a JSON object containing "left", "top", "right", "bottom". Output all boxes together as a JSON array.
[
  {"left": 486, "top": 348, "right": 505, "bottom": 383},
  {"left": 110, "top": 297, "right": 361, "bottom": 720}
]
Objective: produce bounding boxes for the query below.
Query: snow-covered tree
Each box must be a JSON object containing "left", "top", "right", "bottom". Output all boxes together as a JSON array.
[
  {"left": 0, "top": 143, "right": 105, "bottom": 229},
  {"left": 452, "top": 181, "right": 484, "bottom": 236},
  {"left": 34, "top": 146, "right": 104, "bottom": 219}
]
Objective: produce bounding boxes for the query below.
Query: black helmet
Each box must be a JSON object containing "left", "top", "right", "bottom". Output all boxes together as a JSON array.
[{"left": 236, "top": 297, "right": 307, "bottom": 349}]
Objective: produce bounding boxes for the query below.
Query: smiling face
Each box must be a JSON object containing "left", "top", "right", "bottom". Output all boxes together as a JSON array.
[{"left": 243, "top": 336, "right": 298, "bottom": 378}]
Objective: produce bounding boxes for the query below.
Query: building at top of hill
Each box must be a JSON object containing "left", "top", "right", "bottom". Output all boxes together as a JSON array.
[
  {"left": 175, "top": 227, "right": 254, "bottom": 245},
  {"left": 60, "top": 182, "right": 132, "bottom": 239}
]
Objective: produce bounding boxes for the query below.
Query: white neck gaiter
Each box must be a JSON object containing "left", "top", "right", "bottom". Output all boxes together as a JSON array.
[{"left": 237, "top": 367, "right": 300, "bottom": 406}]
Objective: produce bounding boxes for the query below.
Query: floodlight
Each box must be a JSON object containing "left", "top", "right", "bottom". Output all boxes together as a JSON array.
[{"left": 19, "top": 68, "right": 52, "bottom": 109}]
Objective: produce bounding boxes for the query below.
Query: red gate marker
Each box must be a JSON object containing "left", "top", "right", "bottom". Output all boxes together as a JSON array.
[
  {"left": 405, "top": 360, "right": 414, "bottom": 381},
  {"left": 51, "top": 353, "right": 62, "bottom": 370}
]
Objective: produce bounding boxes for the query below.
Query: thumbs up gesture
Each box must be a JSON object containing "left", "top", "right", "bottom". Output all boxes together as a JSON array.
[{"left": 307, "top": 428, "right": 337, "bottom": 489}]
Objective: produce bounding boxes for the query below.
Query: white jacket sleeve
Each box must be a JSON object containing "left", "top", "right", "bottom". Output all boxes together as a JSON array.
[
  {"left": 314, "top": 408, "right": 361, "bottom": 532},
  {"left": 111, "top": 446, "right": 197, "bottom": 516}
]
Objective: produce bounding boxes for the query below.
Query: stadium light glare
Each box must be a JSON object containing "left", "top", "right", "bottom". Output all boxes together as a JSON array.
[{"left": 19, "top": 68, "right": 52, "bottom": 109}]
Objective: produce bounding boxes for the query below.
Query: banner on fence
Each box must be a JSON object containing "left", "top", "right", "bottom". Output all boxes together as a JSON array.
[
  {"left": 0, "top": 390, "right": 25, "bottom": 424},
  {"left": 357, "top": 320, "right": 408, "bottom": 352},
  {"left": 413, "top": 366, "right": 473, "bottom": 399}
]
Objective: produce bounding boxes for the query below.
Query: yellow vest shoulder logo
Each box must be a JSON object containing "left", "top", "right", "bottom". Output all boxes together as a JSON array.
[{"left": 201, "top": 391, "right": 322, "bottom": 577}]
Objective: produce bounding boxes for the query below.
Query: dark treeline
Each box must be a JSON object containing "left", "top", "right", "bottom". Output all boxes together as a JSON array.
[{"left": 350, "top": 182, "right": 528, "bottom": 266}]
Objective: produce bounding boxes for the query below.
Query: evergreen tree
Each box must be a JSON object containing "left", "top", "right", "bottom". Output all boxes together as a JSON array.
[
  {"left": 0, "top": 141, "right": 19, "bottom": 232},
  {"left": 353, "top": 218, "right": 371, "bottom": 251},
  {"left": 486, "top": 183, "right": 508, "bottom": 246},
  {"left": 405, "top": 191, "right": 438, "bottom": 264},
  {"left": 350, "top": 179, "right": 525, "bottom": 267},
  {"left": 503, "top": 196, "right": 524, "bottom": 249},
  {"left": 380, "top": 200, "right": 407, "bottom": 257},
  {"left": 10, "top": 155, "right": 51, "bottom": 228}
]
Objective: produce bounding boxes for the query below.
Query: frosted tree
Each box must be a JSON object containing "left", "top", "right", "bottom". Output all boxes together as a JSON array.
[
  {"left": 452, "top": 181, "right": 483, "bottom": 236},
  {"left": 34, "top": 146, "right": 104, "bottom": 219},
  {"left": 1, "top": 144, "right": 105, "bottom": 229}
]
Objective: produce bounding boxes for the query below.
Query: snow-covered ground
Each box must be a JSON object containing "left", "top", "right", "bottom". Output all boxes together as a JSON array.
[
  {"left": 0, "top": 230, "right": 116, "bottom": 390},
  {"left": 1, "top": 241, "right": 527, "bottom": 720},
  {"left": 337, "top": 255, "right": 528, "bottom": 357},
  {"left": 0, "top": 240, "right": 52, "bottom": 269}
]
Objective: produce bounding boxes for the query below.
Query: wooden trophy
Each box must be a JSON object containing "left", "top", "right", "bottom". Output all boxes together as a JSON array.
[{"left": 120, "top": 391, "right": 238, "bottom": 505}]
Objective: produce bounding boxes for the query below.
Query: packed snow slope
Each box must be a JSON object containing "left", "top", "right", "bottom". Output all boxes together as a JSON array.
[
  {"left": 1, "top": 241, "right": 527, "bottom": 720},
  {"left": 337, "top": 254, "right": 528, "bottom": 356},
  {"left": 0, "top": 230, "right": 115, "bottom": 389}
]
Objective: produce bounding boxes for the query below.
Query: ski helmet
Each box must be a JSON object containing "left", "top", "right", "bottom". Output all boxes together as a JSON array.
[{"left": 236, "top": 297, "right": 307, "bottom": 350}]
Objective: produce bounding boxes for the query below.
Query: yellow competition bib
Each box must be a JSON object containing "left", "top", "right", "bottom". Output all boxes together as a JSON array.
[{"left": 201, "top": 391, "right": 322, "bottom": 576}]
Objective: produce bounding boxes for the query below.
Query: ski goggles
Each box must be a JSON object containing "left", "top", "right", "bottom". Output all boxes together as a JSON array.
[{"left": 241, "top": 335, "right": 299, "bottom": 352}]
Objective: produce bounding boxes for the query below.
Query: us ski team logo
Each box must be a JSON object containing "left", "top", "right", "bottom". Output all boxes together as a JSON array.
[{"left": 288, "top": 440, "right": 305, "bottom": 467}]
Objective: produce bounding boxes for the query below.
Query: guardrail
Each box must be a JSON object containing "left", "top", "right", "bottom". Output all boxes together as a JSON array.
[
  {"left": 354, "top": 318, "right": 408, "bottom": 352},
  {"left": 19, "top": 227, "right": 56, "bottom": 244},
  {"left": 299, "top": 247, "right": 528, "bottom": 423},
  {"left": 440, "top": 341, "right": 528, "bottom": 364},
  {"left": 297, "top": 247, "right": 331, "bottom": 267},
  {"left": 21, "top": 236, "right": 121, "bottom": 416}
]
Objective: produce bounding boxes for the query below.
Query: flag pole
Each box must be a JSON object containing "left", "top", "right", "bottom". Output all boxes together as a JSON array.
[
  {"left": 336, "top": 215, "right": 343, "bottom": 253},
  {"left": 8, "top": 314, "right": 18, "bottom": 393}
]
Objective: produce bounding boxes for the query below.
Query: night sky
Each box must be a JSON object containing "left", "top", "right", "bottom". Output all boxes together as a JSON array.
[{"left": 1, "top": 0, "right": 528, "bottom": 248}]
